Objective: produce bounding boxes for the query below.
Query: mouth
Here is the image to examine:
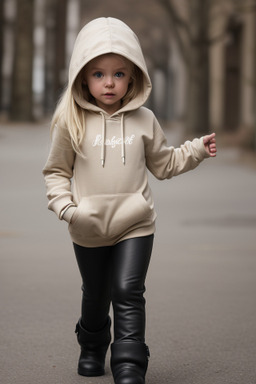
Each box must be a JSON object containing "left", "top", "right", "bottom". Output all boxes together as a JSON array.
[{"left": 104, "top": 93, "right": 115, "bottom": 96}]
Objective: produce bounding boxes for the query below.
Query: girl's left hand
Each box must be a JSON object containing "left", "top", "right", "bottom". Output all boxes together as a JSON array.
[{"left": 203, "top": 133, "right": 217, "bottom": 157}]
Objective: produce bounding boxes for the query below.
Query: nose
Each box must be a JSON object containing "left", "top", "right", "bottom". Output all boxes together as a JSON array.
[{"left": 105, "top": 76, "right": 114, "bottom": 88}]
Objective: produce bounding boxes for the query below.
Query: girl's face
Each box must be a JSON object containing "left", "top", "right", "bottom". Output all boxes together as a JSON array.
[{"left": 83, "top": 53, "right": 133, "bottom": 115}]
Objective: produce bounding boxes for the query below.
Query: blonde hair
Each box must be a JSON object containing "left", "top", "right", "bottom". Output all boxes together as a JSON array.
[
  {"left": 50, "top": 85, "right": 86, "bottom": 155},
  {"left": 123, "top": 64, "right": 143, "bottom": 105},
  {"left": 51, "top": 60, "right": 144, "bottom": 154}
]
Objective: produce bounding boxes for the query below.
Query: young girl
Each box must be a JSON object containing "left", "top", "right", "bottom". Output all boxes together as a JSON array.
[{"left": 43, "top": 17, "right": 217, "bottom": 384}]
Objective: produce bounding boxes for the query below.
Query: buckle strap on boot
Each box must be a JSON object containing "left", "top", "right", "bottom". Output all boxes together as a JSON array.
[
  {"left": 75, "top": 317, "right": 111, "bottom": 348},
  {"left": 75, "top": 317, "right": 111, "bottom": 377}
]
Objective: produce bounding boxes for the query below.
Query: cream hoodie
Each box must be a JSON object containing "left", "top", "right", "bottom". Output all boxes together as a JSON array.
[{"left": 43, "top": 17, "right": 210, "bottom": 247}]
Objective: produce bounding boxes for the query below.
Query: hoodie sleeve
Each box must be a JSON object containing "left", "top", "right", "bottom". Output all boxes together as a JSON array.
[
  {"left": 145, "top": 115, "right": 210, "bottom": 180},
  {"left": 42, "top": 121, "right": 76, "bottom": 219}
]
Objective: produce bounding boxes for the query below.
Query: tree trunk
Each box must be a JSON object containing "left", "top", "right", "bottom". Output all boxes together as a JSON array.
[
  {"left": 186, "top": 0, "right": 209, "bottom": 133},
  {"left": 54, "top": 0, "right": 67, "bottom": 99},
  {"left": 254, "top": 13, "right": 256, "bottom": 151},
  {"left": 159, "top": 0, "right": 210, "bottom": 133},
  {"left": 44, "top": 0, "right": 67, "bottom": 114},
  {"left": 0, "top": 0, "right": 5, "bottom": 112},
  {"left": 10, "top": 0, "right": 34, "bottom": 121}
]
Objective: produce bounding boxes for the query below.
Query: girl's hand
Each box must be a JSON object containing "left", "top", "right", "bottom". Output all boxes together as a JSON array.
[{"left": 203, "top": 133, "right": 217, "bottom": 157}]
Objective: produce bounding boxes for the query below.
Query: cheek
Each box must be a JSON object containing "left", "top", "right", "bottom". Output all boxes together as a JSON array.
[{"left": 87, "top": 80, "right": 99, "bottom": 93}]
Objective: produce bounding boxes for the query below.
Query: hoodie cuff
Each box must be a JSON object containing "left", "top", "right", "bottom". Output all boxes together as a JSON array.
[
  {"left": 48, "top": 194, "right": 74, "bottom": 217},
  {"left": 62, "top": 206, "right": 77, "bottom": 224}
]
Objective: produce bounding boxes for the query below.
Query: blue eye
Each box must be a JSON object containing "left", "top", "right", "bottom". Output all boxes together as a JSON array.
[
  {"left": 93, "top": 72, "right": 103, "bottom": 78},
  {"left": 115, "top": 72, "right": 124, "bottom": 78}
]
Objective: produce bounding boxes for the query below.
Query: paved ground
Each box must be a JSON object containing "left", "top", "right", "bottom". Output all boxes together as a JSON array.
[{"left": 1, "top": 122, "right": 256, "bottom": 384}]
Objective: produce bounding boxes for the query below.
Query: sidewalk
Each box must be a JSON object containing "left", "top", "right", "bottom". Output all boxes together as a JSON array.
[{"left": 1, "top": 122, "right": 256, "bottom": 384}]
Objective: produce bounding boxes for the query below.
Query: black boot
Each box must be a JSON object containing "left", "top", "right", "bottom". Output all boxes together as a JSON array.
[
  {"left": 111, "top": 342, "right": 150, "bottom": 384},
  {"left": 75, "top": 316, "right": 111, "bottom": 376}
]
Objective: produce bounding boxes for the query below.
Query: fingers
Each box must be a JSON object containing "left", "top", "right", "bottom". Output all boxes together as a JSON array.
[
  {"left": 203, "top": 133, "right": 217, "bottom": 157},
  {"left": 204, "top": 133, "right": 216, "bottom": 147},
  {"left": 204, "top": 132, "right": 216, "bottom": 143},
  {"left": 208, "top": 142, "right": 217, "bottom": 156},
  {"left": 208, "top": 132, "right": 216, "bottom": 140}
]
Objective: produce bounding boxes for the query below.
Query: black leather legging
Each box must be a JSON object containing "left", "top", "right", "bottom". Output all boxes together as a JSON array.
[{"left": 73, "top": 235, "right": 154, "bottom": 343}]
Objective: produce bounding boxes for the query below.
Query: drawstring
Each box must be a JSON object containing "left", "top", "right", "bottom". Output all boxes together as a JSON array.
[
  {"left": 100, "top": 112, "right": 106, "bottom": 167},
  {"left": 100, "top": 112, "right": 125, "bottom": 167},
  {"left": 121, "top": 113, "right": 125, "bottom": 165}
]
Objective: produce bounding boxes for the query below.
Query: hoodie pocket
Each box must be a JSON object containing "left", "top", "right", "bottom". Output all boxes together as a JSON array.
[{"left": 69, "top": 193, "right": 152, "bottom": 242}]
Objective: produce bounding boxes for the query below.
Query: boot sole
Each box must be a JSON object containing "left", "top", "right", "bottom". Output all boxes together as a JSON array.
[{"left": 78, "top": 368, "right": 105, "bottom": 377}]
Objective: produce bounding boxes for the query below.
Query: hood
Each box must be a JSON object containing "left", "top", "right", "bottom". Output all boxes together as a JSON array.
[{"left": 69, "top": 17, "right": 152, "bottom": 113}]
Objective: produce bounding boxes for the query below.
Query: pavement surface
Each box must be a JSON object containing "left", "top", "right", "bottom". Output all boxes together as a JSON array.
[{"left": 1, "top": 121, "right": 256, "bottom": 384}]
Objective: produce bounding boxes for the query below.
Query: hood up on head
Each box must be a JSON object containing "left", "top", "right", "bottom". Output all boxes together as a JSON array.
[{"left": 69, "top": 17, "right": 152, "bottom": 114}]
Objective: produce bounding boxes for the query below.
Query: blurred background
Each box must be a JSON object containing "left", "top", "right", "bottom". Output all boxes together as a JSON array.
[
  {"left": 0, "top": 0, "right": 256, "bottom": 151},
  {"left": 1, "top": 2, "right": 256, "bottom": 383}
]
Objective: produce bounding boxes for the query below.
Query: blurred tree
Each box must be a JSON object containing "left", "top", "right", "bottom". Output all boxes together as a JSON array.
[
  {"left": 0, "top": 0, "right": 4, "bottom": 112},
  {"left": 10, "top": 0, "right": 34, "bottom": 121},
  {"left": 231, "top": 0, "right": 256, "bottom": 150},
  {"left": 159, "top": 0, "right": 210, "bottom": 133},
  {"left": 44, "top": 0, "right": 67, "bottom": 113},
  {"left": 255, "top": 13, "right": 256, "bottom": 151}
]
